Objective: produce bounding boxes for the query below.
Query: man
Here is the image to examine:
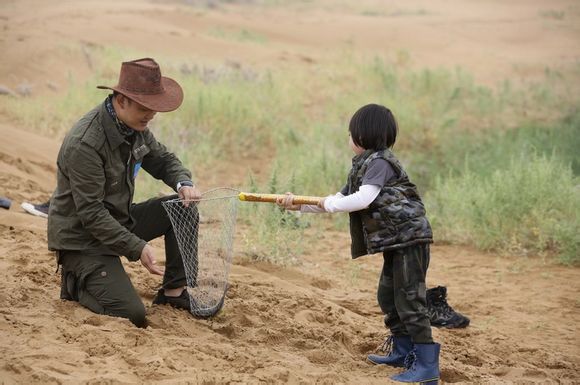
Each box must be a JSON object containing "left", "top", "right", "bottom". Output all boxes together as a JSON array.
[{"left": 48, "top": 58, "right": 200, "bottom": 327}]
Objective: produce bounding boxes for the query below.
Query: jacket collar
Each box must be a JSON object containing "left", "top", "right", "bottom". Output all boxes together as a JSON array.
[
  {"left": 99, "top": 101, "right": 127, "bottom": 150},
  {"left": 351, "top": 149, "right": 374, "bottom": 166}
]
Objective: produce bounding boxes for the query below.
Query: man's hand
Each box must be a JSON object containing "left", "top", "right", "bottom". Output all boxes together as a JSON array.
[
  {"left": 178, "top": 186, "right": 202, "bottom": 207},
  {"left": 140, "top": 244, "right": 164, "bottom": 276},
  {"left": 276, "top": 192, "right": 302, "bottom": 211}
]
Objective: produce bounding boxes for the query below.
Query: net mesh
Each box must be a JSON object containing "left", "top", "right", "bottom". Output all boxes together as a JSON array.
[{"left": 162, "top": 188, "right": 238, "bottom": 318}]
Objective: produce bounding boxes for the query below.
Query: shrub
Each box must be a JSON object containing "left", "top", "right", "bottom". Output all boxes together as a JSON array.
[{"left": 427, "top": 154, "right": 579, "bottom": 264}]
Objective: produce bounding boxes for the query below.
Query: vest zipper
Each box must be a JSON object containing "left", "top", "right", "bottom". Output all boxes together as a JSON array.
[{"left": 401, "top": 251, "right": 409, "bottom": 285}]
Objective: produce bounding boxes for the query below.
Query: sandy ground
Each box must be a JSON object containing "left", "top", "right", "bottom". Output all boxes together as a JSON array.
[{"left": 1, "top": 0, "right": 579, "bottom": 384}]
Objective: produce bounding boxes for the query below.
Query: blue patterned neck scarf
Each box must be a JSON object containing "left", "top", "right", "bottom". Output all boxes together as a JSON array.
[{"left": 105, "top": 95, "right": 134, "bottom": 137}]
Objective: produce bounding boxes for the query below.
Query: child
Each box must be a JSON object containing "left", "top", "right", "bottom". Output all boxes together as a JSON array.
[{"left": 277, "top": 104, "right": 439, "bottom": 384}]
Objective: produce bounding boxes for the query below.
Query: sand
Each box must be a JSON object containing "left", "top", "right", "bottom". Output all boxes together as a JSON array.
[{"left": 0, "top": 0, "right": 579, "bottom": 384}]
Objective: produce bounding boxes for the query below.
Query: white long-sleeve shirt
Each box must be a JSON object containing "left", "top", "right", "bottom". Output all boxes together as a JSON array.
[
  {"left": 300, "top": 184, "right": 381, "bottom": 213},
  {"left": 301, "top": 157, "right": 394, "bottom": 214}
]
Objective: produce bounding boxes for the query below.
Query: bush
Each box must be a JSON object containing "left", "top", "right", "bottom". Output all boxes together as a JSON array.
[{"left": 427, "top": 154, "right": 579, "bottom": 264}]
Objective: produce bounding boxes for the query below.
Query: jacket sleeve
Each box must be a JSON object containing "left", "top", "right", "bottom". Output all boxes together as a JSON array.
[
  {"left": 141, "top": 130, "right": 192, "bottom": 190},
  {"left": 67, "top": 144, "right": 146, "bottom": 261}
]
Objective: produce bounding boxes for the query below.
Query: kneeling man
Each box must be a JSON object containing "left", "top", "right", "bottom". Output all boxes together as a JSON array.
[{"left": 48, "top": 58, "right": 200, "bottom": 327}]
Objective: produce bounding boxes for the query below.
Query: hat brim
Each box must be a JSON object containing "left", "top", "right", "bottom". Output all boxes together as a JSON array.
[{"left": 97, "top": 77, "right": 183, "bottom": 112}]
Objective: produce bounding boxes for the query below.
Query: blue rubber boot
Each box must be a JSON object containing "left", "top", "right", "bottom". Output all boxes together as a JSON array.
[
  {"left": 391, "top": 343, "right": 440, "bottom": 384},
  {"left": 367, "top": 335, "right": 413, "bottom": 367}
]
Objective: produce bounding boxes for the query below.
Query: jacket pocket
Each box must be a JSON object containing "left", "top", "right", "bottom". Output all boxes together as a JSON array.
[{"left": 104, "top": 169, "right": 124, "bottom": 195}]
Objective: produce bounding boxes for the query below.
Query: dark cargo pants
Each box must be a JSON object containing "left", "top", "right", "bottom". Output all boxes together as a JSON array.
[
  {"left": 377, "top": 244, "right": 433, "bottom": 344},
  {"left": 59, "top": 195, "right": 195, "bottom": 327}
]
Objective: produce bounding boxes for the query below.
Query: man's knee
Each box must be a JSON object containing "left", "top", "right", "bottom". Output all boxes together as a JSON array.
[
  {"left": 81, "top": 291, "right": 147, "bottom": 327},
  {"left": 125, "top": 302, "right": 147, "bottom": 328}
]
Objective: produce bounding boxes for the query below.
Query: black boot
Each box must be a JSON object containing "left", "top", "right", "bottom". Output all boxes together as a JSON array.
[
  {"left": 427, "top": 286, "right": 470, "bottom": 328},
  {"left": 367, "top": 335, "right": 413, "bottom": 367},
  {"left": 391, "top": 343, "right": 440, "bottom": 384}
]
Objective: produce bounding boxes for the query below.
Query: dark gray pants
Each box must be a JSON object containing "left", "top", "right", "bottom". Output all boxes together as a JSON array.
[
  {"left": 377, "top": 244, "right": 433, "bottom": 344},
  {"left": 59, "top": 195, "right": 192, "bottom": 327}
]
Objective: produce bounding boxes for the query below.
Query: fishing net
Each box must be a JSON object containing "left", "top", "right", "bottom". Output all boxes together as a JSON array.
[{"left": 162, "top": 188, "right": 239, "bottom": 318}]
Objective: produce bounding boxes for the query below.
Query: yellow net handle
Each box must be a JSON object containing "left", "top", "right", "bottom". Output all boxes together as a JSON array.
[{"left": 238, "top": 192, "right": 322, "bottom": 206}]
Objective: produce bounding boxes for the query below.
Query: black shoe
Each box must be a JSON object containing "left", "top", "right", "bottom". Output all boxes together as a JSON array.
[
  {"left": 152, "top": 288, "right": 191, "bottom": 311},
  {"left": 0, "top": 197, "right": 11, "bottom": 210},
  {"left": 427, "top": 286, "right": 470, "bottom": 328}
]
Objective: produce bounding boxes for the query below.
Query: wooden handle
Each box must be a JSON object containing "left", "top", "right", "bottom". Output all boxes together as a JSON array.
[{"left": 238, "top": 192, "right": 322, "bottom": 206}]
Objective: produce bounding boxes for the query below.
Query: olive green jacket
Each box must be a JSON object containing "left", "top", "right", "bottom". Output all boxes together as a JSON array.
[{"left": 48, "top": 101, "right": 191, "bottom": 261}]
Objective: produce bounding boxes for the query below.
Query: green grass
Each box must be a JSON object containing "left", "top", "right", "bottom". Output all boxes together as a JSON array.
[
  {"left": 539, "top": 10, "right": 565, "bottom": 20},
  {"left": 237, "top": 168, "right": 307, "bottom": 265},
  {"left": 426, "top": 153, "right": 579, "bottom": 264},
  {"left": 206, "top": 28, "right": 268, "bottom": 44},
  {"left": 3, "top": 44, "right": 579, "bottom": 265}
]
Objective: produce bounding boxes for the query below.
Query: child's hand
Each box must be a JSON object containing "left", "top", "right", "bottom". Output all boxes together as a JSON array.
[
  {"left": 276, "top": 192, "right": 301, "bottom": 211},
  {"left": 317, "top": 197, "right": 326, "bottom": 210}
]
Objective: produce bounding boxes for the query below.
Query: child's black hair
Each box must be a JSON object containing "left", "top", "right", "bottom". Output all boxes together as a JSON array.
[{"left": 349, "top": 104, "right": 398, "bottom": 150}]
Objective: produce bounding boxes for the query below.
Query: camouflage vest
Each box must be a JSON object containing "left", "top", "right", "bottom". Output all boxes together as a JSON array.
[{"left": 347, "top": 149, "right": 433, "bottom": 258}]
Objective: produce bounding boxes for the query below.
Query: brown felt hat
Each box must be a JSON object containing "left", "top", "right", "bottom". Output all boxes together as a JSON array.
[{"left": 97, "top": 58, "right": 183, "bottom": 112}]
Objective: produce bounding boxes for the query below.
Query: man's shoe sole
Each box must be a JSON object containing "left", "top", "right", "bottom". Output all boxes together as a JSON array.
[{"left": 21, "top": 202, "right": 48, "bottom": 218}]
